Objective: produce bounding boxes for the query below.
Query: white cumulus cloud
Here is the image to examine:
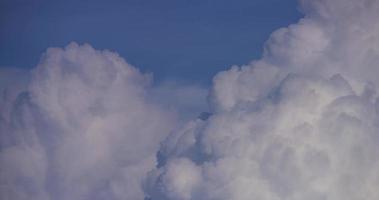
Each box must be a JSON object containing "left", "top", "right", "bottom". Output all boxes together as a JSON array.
[
  {"left": 0, "top": 43, "right": 177, "bottom": 200},
  {"left": 2, "top": 0, "right": 379, "bottom": 199},
  {"left": 145, "top": 0, "right": 379, "bottom": 199}
]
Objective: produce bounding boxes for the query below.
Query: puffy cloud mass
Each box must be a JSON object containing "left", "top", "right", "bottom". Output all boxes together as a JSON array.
[
  {"left": 2, "top": 0, "right": 379, "bottom": 200},
  {"left": 145, "top": 0, "right": 379, "bottom": 199},
  {"left": 0, "top": 43, "right": 176, "bottom": 200}
]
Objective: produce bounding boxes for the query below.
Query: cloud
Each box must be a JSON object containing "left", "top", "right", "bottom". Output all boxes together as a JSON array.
[
  {"left": 149, "top": 81, "right": 209, "bottom": 122},
  {"left": 0, "top": 67, "right": 30, "bottom": 124},
  {"left": 0, "top": 43, "right": 177, "bottom": 200},
  {"left": 2, "top": 0, "right": 379, "bottom": 200},
  {"left": 145, "top": 0, "right": 379, "bottom": 199}
]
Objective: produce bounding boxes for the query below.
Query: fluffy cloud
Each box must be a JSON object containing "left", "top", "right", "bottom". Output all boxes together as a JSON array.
[
  {"left": 2, "top": 0, "right": 379, "bottom": 199},
  {"left": 0, "top": 43, "right": 176, "bottom": 200},
  {"left": 145, "top": 0, "right": 379, "bottom": 199}
]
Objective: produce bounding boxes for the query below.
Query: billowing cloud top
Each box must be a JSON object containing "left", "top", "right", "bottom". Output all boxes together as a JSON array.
[
  {"left": 2, "top": 0, "right": 379, "bottom": 200},
  {"left": 0, "top": 43, "right": 176, "bottom": 200},
  {"left": 145, "top": 0, "right": 379, "bottom": 199}
]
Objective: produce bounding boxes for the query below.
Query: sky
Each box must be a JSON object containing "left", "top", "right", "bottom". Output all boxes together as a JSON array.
[
  {"left": 0, "top": 0, "right": 301, "bottom": 84},
  {"left": 2, "top": 0, "right": 379, "bottom": 200}
]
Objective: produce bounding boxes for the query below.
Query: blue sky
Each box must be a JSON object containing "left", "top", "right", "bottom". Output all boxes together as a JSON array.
[
  {"left": 2, "top": 1, "right": 379, "bottom": 200},
  {"left": 0, "top": 0, "right": 301, "bottom": 84}
]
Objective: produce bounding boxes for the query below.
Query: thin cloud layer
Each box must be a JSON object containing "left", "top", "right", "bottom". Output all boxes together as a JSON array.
[
  {"left": 149, "top": 81, "right": 209, "bottom": 122},
  {"left": 145, "top": 0, "right": 379, "bottom": 199},
  {"left": 0, "top": 43, "right": 176, "bottom": 200}
]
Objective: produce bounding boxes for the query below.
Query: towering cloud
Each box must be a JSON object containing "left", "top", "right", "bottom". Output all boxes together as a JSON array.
[
  {"left": 2, "top": 0, "right": 379, "bottom": 199},
  {"left": 145, "top": 0, "right": 379, "bottom": 199},
  {"left": 0, "top": 43, "right": 176, "bottom": 200}
]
